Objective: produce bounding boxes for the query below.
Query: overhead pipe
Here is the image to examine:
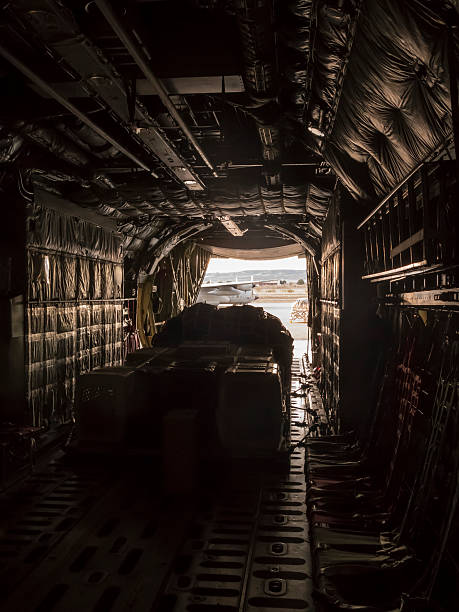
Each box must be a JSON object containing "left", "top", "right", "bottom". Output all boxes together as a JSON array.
[
  {"left": 94, "top": 0, "right": 218, "bottom": 178},
  {"left": 0, "top": 43, "right": 159, "bottom": 178},
  {"left": 194, "top": 162, "right": 318, "bottom": 169},
  {"left": 447, "top": 21, "right": 459, "bottom": 183},
  {"left": 10, "top": 0, "right": 203, "bottom": 189}
]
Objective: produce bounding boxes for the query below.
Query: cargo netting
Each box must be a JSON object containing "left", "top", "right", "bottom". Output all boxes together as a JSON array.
[
  {"left": 320, "top": 192, "right": 341, "bottom": 429},
  {"left": 26, "top": 202, "right": 124, "bottom": 427}
]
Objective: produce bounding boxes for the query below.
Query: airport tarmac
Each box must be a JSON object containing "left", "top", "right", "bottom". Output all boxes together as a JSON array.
[{"left": 256, "top": 300, "right": 309, "bottom": 358}]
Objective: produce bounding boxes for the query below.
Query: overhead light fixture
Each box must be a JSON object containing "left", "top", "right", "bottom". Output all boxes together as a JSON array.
[
  {"left": 184, "top": 179, "right": 197, "bottom": 185},
  {"left": 218, "top": 215, "right": 247, "bottom": 237},
  {"left": 308, "top": 126, "right": 325, "bottom": 138},
  {"left": 308, "top": 104, "right": 325, "bottom": 138}
]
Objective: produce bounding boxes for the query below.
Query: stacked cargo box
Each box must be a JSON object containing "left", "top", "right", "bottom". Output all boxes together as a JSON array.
[
  {"left": 217, "top": 358, "right": 286, "bottom": 456},
  {"left": 74, "top": 309, "right": 292, "bottom": 460}
]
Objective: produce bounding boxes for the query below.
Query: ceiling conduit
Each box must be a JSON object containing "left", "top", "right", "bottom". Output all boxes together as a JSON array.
[
  {"left": 232, "top": 0, "right": 281, "bottom": 188},
  {"left": 8, "top": 0, "right": 205, "bottom": 190},
  {"left": 0, "top": 42, "right": 159, "bottom": 177},
  {"left": 94, "top": 0, "right": 218, "bottom": 179}
]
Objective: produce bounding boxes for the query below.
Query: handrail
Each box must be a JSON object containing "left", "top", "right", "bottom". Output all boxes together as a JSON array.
[{"left": 357, "top": 162, "right": 424, "bottom": 230}]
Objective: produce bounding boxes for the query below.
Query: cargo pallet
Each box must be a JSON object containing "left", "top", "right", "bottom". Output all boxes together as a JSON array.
[{"left": 0, "top": 358, "right": 318, "bottom": 612}]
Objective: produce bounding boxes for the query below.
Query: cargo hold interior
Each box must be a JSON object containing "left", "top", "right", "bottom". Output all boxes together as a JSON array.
[{"left": 0, "top": 1, "right": 458, "bottom": 611}]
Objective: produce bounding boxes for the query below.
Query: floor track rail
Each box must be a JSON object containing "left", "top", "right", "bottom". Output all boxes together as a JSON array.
[
  {"left": 1, "top": 358, "right": 314, "bottom": 612},
  {"left": 156, "top": 357, "right": 314, "bottom": 612}
]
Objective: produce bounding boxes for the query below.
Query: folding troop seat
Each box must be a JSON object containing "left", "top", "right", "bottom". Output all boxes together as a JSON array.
[{"left": 302, "top": 350, "right": 453, "bottom": 610}]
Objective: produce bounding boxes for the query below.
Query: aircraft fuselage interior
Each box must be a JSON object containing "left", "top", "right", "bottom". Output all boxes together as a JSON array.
[{"left": 0, "top": 1, "right": 458, "bottom": 610}]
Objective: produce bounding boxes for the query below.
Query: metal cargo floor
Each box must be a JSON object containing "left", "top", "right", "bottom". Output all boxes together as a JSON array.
[{"left": 0, "top": 358, "right": 315, "bottom": 612}]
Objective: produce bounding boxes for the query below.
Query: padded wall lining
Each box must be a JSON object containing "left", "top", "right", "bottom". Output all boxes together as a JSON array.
[
  {"left": 26, "top": 199, "right": 124, "bottom": 427},
  {"left": 325, "top": 0, "right": 457, "bottom": 200}
]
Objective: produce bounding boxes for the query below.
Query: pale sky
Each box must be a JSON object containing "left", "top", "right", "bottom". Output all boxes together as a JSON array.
[{"left": 206, "top": 256, "right": 306, "bottom": 273}]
